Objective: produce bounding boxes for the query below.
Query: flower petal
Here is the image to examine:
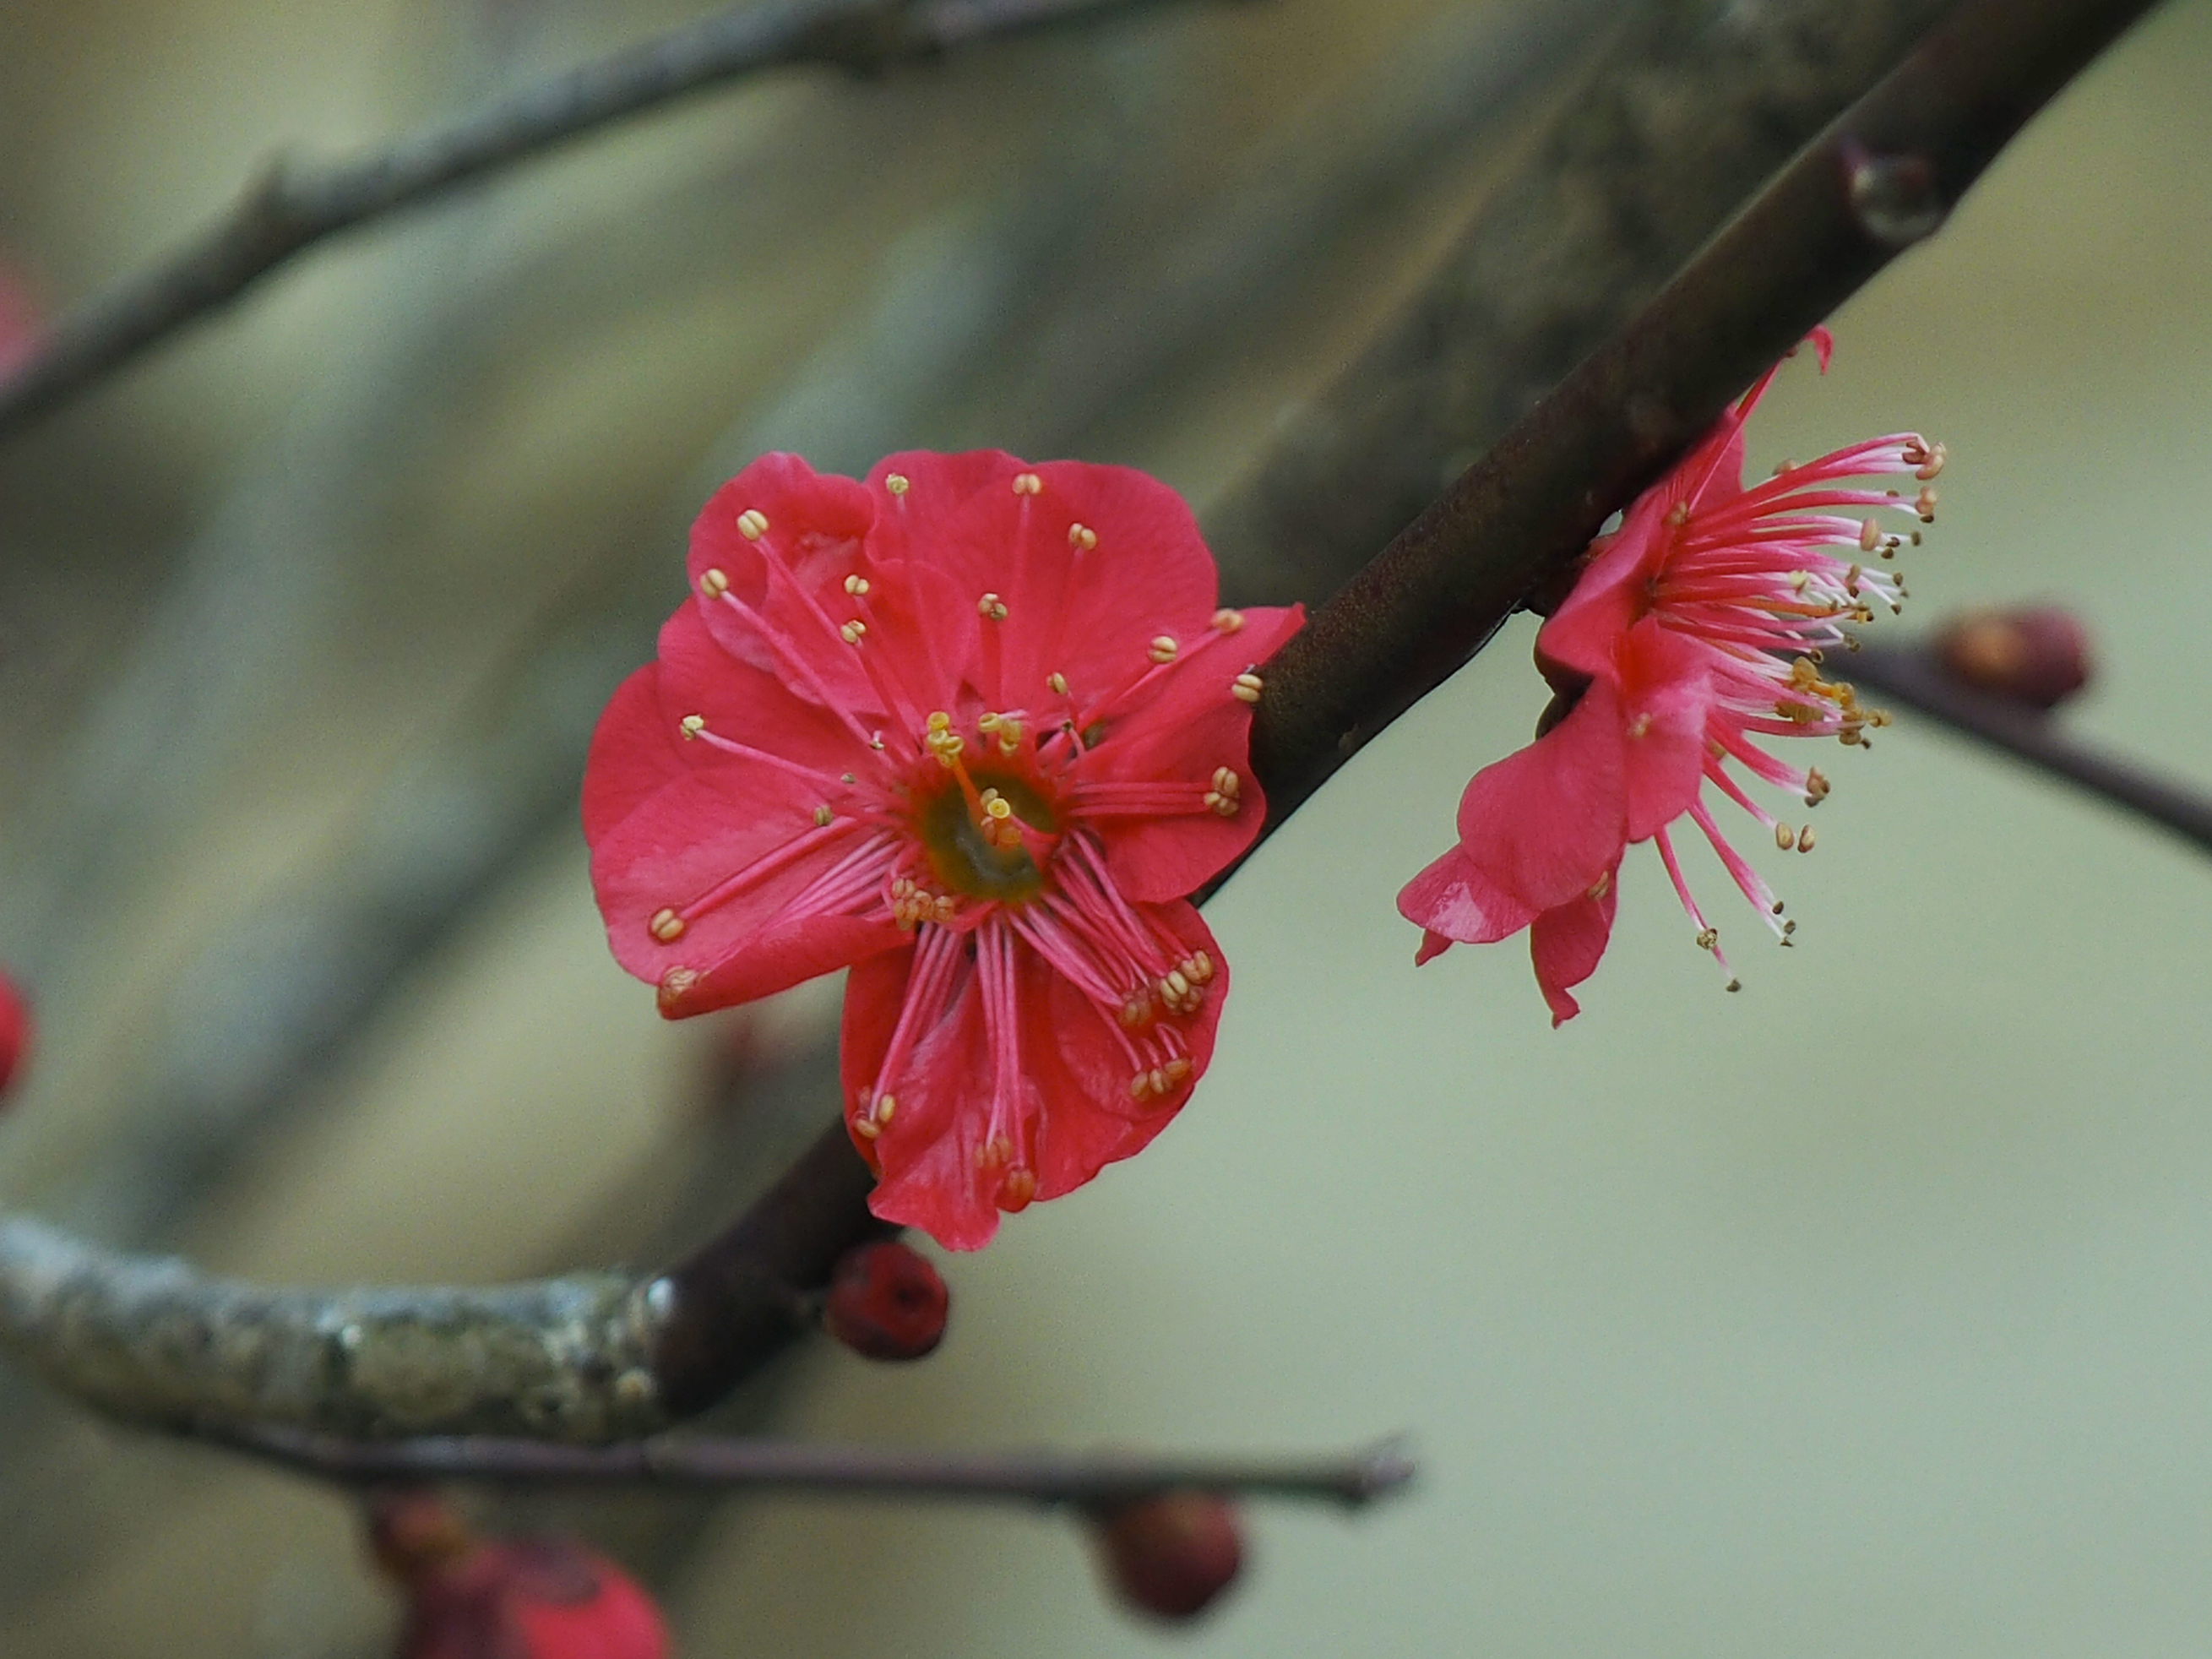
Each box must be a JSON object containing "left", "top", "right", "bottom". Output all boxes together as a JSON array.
[
  {"left": 1397, "top": 842, "right": 1541, "bottom": 946},
  {"left": 1528, "top": 874, "right": 1618, "bottom": 1026},
  {"left": 1454, "top": 677, "right": 1628, "bottom": 911},
  {"left": 1616, "top": 618, "right": 1716, "bottom": 842}
]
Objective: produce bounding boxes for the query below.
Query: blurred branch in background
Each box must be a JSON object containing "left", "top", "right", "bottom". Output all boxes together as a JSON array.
[
  {"left": 0, "top": 0, "right": 1205, "bottom": 441},
  {"left": 215, "top": 1424, "right": 1416, "bottom": 1509},
  {"left": 1846, "top": 639, "right": 2212, "bottom": 858},
  {"left": 0, "top": 0, "right": 2158, "bottom": 1460}
]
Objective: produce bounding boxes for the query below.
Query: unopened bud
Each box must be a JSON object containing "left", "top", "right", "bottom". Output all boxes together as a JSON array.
[
  {"left": 823, "top": 1239, "right": 948, "bottom": 1361},
  {"left": 370, "top": 1495, "right": 669, "bottom": 1659},
  {"left": 1933, "top": 605, "right": 2092, "bottom": 710},
  {"left": 1091, "top": 1490, "right": 1244, "bottom": 1622},
  {"left": 0, "top": 971, "right": 30, "bottom": 1101}
]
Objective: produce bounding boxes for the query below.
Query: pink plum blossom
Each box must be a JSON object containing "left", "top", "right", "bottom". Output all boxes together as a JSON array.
[
  {"left": 585, "top": 452, "right": 1299, "bottom": 1248},
  {"left": 1400, "top": 332, "right": 1942, "bottom": 1022}
]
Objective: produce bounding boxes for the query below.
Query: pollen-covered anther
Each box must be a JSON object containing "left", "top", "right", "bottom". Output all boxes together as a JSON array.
[
  {"left": 698, "top": 567, "right": 730, "bottom": 599},
  {"left": 1231, "top": 672, "right": 1264, "bottom": 704},
  {"left": 1666, "top": 501, "right": 1691, "bottom": 526},
  {"left": 1775, "top": 823, "right": 1796, "bottom": 851},
  {"left": 813, "top": 805, "right": 834, "bottom": 827},
  {"left": 736, "top": 509, "right": 769, "bottom": 540},
  {"left": 884, "top": 472, "right": 910, "bottom": 496},
  {"left": 1915, "top": 486, "right": 1938, "bottom": 522},
  {"left": 649, "top": 907, "right": 686, "bottom": 943},
  {"left": 656, "top": 966, "right": 699, "bottom": 1009},
  {"left": 1796, "top": 825, "right": 1818, "bottom": 853},
  {"left": 1804, "top": 767, "right": 1831, "bottom": 804},
  {"left": 1695, "top": 927, "right": 1719, "bottom": 951},
  {"left": 1904, "top": 437, "right": 1947, "bottom": 480},
  {"left": 925, "top": 710, "right": 965, "bottom": 764},
  {"left": 978, "top": 592, "right": 1008, "bottom": 621},
  {"left": 975, "top": 1134, "right": 1017, "bottom": 1171},
  {"left": 1587, "top": 869, "right": 1611, "bottom": 901},
  {"left": 1858, "top": 518, "right": 1882, "bottom": 553},
  {"left": 1012, "top": 472, "right": 1042, "bottom": 496},
  {"left": 679, "top": 714, "right": 706, "bottom": 740},
  {"left": 1211, "top": 608, "right": 1244, "bottom": 634},
  {"left": 1068, "top": 522, "right": 1097, "bottom": 550},
  {"left": 997, "top": 1167, "right": 1037, "bottom": 1211},
  {"left": 1158, "top": 968, "right": 1204, "bottom": 1015},
  {"left": 1128, "top": 1058, "right": 1194, "bottom": 1101},
  {"left": 1119, "top": 987, "right": 1156, "bottom": 1029},
  {"left": 1046, "top": 672, "right": 1068, "bottom": 696},
  {"left": 978, "top": 711, "right": 1024, "bottom": 754},
  {"left": 844, "top": 574, "right": 871, "bottom": 596},
  {"left": 1149, "top": 635, "right": 1179, "bottom": 664},
  {"left": 840, "top": 620, "right": 866, "bottom": 645},
  {"left": 1180, "top": 950, "right": 1215, "bottom": 987}
]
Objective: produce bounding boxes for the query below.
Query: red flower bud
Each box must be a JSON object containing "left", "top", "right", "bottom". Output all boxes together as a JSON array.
[
  {"left": 1934, "top": 605, "right": 2092, "bottom": 710},
  {"left": 0, "top": 971, "right": 30, "bottom": 1101},
  {"left": 1091, "top": 1490, "right": 1244, "bottom": 1622},
  {"left": 368, "top": 1494, "right": 670, "bottom": 1659},
  {"left": 823, "top": 1239, "right": 948, "bottom": 1361}
]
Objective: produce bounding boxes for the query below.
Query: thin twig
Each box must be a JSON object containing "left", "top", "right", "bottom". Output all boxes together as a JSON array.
[
  {"left": 0, "top": 0, "right": 1188, "bottom": 441},
  {"left": 210, "top": 1423, "right": 1416, "bottom": 1509},
  {"left": 1842, "top": 645, "right": 2212, "bottom": 857}
]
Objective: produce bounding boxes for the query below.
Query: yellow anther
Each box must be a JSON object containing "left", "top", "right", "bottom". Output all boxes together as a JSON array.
[
  {"left": 656, "top": 966, "right": 700, "bottom": 1010},
  {"left": 975, "top": 1134, "right": 1016, "bottom": 1170},
  {"left": 1774, "top": 823, "right": 1796, "bottom": 851},
  {"left": 998, "top": 1167, "right": 1037, "bottom": 1210},
  {"left": 1586, "top": 869, "right": 1611, "bottom": 901},
  {"left": 927, "top": 711, "right": 953, "bottom": 732},
  {"left": 1666, "top": 502, "right": 1691, "bottom": 526},
  {"left": 1695, "top": 927, "right": 1718, "bottom": 951},
  {"left": 1915, "top": 486, "right": 1938, "bottom": 522},
  {"left": 1211, "top": 607, "right": 1245, "bottom": 634},
  {"left": 1012, "top": 472, "right": 1042, "bottom": 496},
  {"left": 649, "top": 907, "right": 686, "bottom": 943},
  {"left": 986, "top": 795, "right": 1014, "bottom": 819},
  {"left": 852, "top": 1115, "right": 880, "bottom": 1140},
  {"left": 1231, "top": 672, "right": 1264, "bottom": 704},
  {"left": 844, "top": 574, "right": 870, "bottom": 596},
  {"left": 1149, "top": 635, "right": 1179, "bottom": 664},
  {"left": 736, "top": 509, "right": 769, "bottom": 540},
  {"left": 1796, "top": 825, "right": 1817, "bottom": 853},
  {"left": 1046, "top": 672, "right": 1068, "bottom": 696},
  {"left": 1211, "top": 767, "right": 1239, "bottom": 795},
  {"left": 1182, "top": 951, "right": 1215, "bottom": 985},
  {"left": 1859, "top": 518, "right": 1881, "bottom": 553},
  {"left": 679, "top": 714, "right": 706, "bottom": 740},
  {"left": 814, "top": 805, "right": 834, "bottom": 827},
  {"left": 698, "top": 567, "right": 731, "bottom": 599},
  {"left": 1120, "top": 990, "right": 1155, "bottom": 1028},
  {"left": 885, "top": 473, "right": 910, "bottom": 496},
  {"left": 876, "top": 1094, "right": 896, "bottom": 1124},
  {"left": 1203, "top": 790, "right": 1239, "bottom": 818},
  {"left": 979, "top": 591, "right": 1008, "bottom": 621},
  {"left": 1164, "top": 1057, "right": 1193, "bottom": 1085},
  {"left": 1772, "top": 458, "right": 1797, "bottom": 476},
  {"left": 840, "top": 620, "right": 865, "bottom": 645},
  {"left": 1626, "top": 713, "right": 1653, "bottom": 740},
  {"left": 1905, "top": 438, "right": 1947, "bottom": 480},
  {"left": 1068, "top": 522, "right": 1097, "bottom": 550}
]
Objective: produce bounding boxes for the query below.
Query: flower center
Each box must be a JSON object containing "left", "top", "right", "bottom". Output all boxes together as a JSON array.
[{"left": 917, "top": 768, "right": 1059, "bottom": 902}]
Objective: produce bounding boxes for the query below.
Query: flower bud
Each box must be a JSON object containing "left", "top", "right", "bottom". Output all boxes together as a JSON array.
[
  {"left": 823, "top": 1239, "right": 948, "bottom": 1361},
  {"left": 369, "top": 1493, "right": 669, "bottom": 1659},
  {"left": 0, "top": 971, "right": 30, "bottom": 1101},
  {"left": 1933, "top": 605, "right": 2092, "bottom": 710},
  {"left": 1091, "top": 1490, "right": 1244, "bottom": 1622}
]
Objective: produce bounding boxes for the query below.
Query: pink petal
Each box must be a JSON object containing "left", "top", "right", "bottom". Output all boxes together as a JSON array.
[
  {"left": 1454, "top": 677, "right": 1628, "bottom": 911},
  {"left": 1615, "top": 618, "right": 1716, "bottom": 842},
  {"left": 581, "top": 664, "right": 684, "bottom": 845},
  {"left": 1528, "top": 875, "right": 1618, "bottom": 1026},
  {"left": 1397, "top": 842, "right": 1541, "bottom": 946}
]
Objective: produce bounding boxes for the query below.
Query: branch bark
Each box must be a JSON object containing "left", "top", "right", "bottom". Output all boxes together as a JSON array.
[
  {"left": 0, "top": 0, "right": 1193, "bottom": 442},
  {"left": 0, "top": 0, "right": 2158, "bottom": 1454}
]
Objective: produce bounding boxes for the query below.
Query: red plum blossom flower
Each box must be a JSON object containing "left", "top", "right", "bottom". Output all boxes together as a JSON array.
[
  {"left": 585, "top": 452, "right": 1299, "bottom": 1248},
  {"left": 1400, "top": 333, "right": 1941, "bottom": 1022}
]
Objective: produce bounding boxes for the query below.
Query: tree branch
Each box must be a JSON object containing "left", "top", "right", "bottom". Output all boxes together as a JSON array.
[
  {"left": 1242, "top": 0, "right": 2160, "bottom": 836},
  {"left": 210, "top": 1423, "right": 1416, "bottom": 1509},
  {"left": 0, "top": 0, "right": 1192, "bottom": 441},
  {"left": 0, "top": 0, "right": 2157, "bottom": 1455},
  {"left": 1841, "top": 643, "right": 2212, "bottom": 858}
]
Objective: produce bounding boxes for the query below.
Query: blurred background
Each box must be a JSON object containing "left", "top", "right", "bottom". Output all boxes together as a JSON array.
[{"left": 1, "top": 0, "right": 2209, "bottom": 1653}]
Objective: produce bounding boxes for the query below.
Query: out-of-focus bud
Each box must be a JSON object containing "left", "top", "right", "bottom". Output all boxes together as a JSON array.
[
  {"left": 1933, "top": 605, "right": 2092, "bottom": 710},
  {"left": 823, "top": 1239, "right": 948, "bottom": 1361},
  {"left": 367, "top": 1493, "right": 670, "bottom": 1659},
  {"left": 1091, "top": 1490, "right": 1245, "bottom": 1623},
  {"left": 0, "top": 971, "right": 30, "bottom": 1101}
]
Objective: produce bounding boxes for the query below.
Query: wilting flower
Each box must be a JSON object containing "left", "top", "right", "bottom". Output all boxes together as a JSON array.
[
  {"left": 586, "top": 452, "right": 1299, "bottom": 1248},
  {"left": 1400, "top": 332, "right": 1941, "bottom": 1021}
]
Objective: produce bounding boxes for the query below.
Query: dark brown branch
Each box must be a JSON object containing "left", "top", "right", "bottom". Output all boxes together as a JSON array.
[
  {"left": 1242, "top": 0, "right": 2159, "bottom": 838},
  {"left": 0, "top": 0, "right": 1188, "bottom": 442},
  {"left": 1842, "top": 644, "right": 2212, "bottom": 857},
  {"left": 212, "top": 1423, "right": 1416, "bottom": 1509}
]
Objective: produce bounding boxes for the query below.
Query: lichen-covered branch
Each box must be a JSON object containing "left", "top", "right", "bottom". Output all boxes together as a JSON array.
[{"left": 0, "top": 0, "right": 1194, "bottom": 441}]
